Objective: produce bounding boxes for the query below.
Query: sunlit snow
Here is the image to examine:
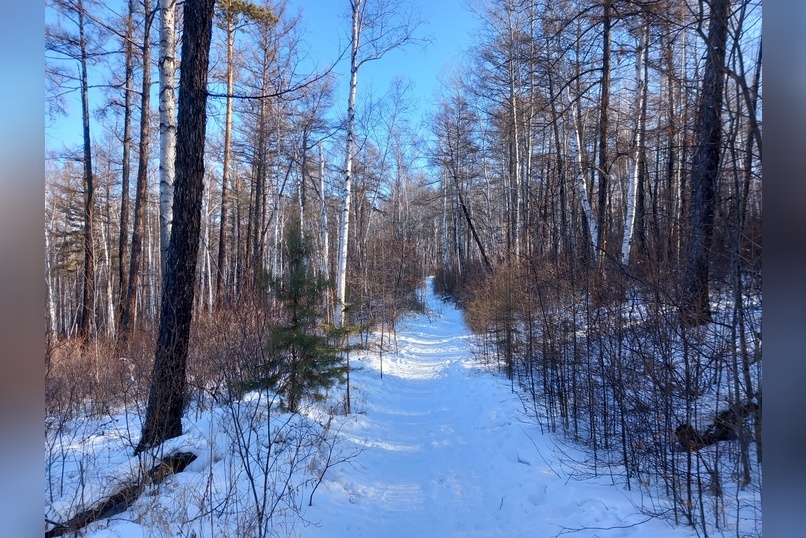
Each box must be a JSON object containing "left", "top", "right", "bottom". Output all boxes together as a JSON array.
[{"left": 47, "top": 277, "right": 718, "bottom": 537}]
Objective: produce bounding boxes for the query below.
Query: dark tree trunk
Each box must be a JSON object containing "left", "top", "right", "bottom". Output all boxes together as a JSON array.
[
  {"left": 681, "top": 0, "right": 731, "bottom": 326},
  {"left": 595, "top": 0, "right": 611, "bottom": 261},
  {"left": 136, "top": 0, "right": 215, "bottom": 454},
  {"left": 635, "top": 29, "right": 649, "bottom": 261},
  {"left": 120, "top": 4, "right": 155, "bottom": 343},
  {"left": 118, "top": 0, "right": 134, "bottom": 326},
  {"left": 78, "top": 0, "right": 95, "bottom": 342},
  {"left": 454, "top": 173, "right": 492, "bottom": 272},
  {"left": 216, "top": 16, "right": 235, "bottom": 307}
]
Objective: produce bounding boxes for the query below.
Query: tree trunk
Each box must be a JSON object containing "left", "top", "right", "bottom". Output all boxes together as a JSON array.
[
  {"left": 595, "top": 0, "right": 612, "bottom": 262},
  {"left": 46, "top": 219, "right": 57, "bottom": 337},
  {"left": 507, "top": 22, "right": 521, "bottom": 262},
  {"left": 455, "top": 176, "right": 492, "bottom": 272},
  {"left": 299, "top": 137, "right": 308, "bottom": 242},
  {"left": 570, "top": 87, "right": 599, "bottom": 260},
  {"left": 100, "top": 217, "right": 116, "bottom": 337},
  {"left": 216, "top": 14, "right": 235, "bottom": 307},
  {"left": 159, "top": 0, "right": 178, "bottom": 280},
  {"left": 620, "top": 21, "right": 649, "bottom": 266},
  {"left": 681, "top": 0, "right": 731, "bottom": 326},
  {"left": 118, "top": 0, "right": 135, "bottom": 325},
  {"left": 318, "top": 143, "right": 329, "bottom": 279},
  {"left": 136, "top": 0, "right": 215, "bottom": 454},
  {"left": 335, "top": 0, "right": 361, "bottom": 328},
  {"left": 78, "top": 0, "right": 96, "bottom": 342},
  {"left": 120, "top": 3, "right": 156, "bottom": 343},
  {"left": 318, "top": 143, "right": 331, "bottom": 319}
]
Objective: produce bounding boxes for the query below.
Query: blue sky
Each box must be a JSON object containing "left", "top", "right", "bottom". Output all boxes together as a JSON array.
[
  {"left": 287, "top": 0, "right": 478, "bottom": 113},
  {"left": 45, "top": 0, "right": 480, "bottom": 157}
]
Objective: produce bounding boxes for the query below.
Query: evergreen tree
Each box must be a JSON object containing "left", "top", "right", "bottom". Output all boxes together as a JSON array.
[{"left": 267, "top": 224, "right": 346, "bottom": 413}]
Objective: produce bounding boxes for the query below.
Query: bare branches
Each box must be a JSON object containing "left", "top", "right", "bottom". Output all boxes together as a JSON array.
[{"left": 205, "top": 54, "right": 345, "bottom": 101}]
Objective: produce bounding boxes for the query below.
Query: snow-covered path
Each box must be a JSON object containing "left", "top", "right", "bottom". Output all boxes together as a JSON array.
[{"left": 304, "top": 277, "right": 692, "bottom": 537}]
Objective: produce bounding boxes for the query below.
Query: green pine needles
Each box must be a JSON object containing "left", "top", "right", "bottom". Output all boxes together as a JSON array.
[{"left": 265, "top": 223, "right": 346, "bottom": 413}]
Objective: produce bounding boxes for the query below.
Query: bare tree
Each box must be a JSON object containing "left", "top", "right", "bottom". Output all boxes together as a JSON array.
[
  {"left": 214, "top": 0, "right": 276, "bottom": 306},
  {"left": 335, "top": 0, "right": 423, "bottom": 328},
  {"left": 681, "top": 0, "right": 731, "bottom": 326},
  {"left": 46, "top": 0, "right": 100, "bottom": 342},
  {"left": 120, "top": 0, "right": 158, "bottom": 343},
  {"left": 595, "top": 0, "right": 612, "bottom": 262},
  {"left": 118, "top": 0, "right": 135, "bottom": 326},
  {"left": 620, "top": 17, "right": 649, "bottom": 266}
]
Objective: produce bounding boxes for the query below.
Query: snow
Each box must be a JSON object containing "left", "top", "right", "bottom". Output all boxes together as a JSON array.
[
  {"left": 302, "top": 277, "right": 694, "bottom": 537},
  {"left": 47, "top": 277, "right": 711, "bottom": 537}
]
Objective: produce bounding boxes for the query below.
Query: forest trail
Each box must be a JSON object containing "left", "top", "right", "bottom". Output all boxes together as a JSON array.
[{"left": 304, "top": 277, "right": 693, "bottom": 537}]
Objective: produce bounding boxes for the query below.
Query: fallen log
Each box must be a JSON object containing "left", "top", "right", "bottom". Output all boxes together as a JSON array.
[
  {"left": 45, "top": 451, "right": 197, "bottom": 538},
  {"left": 675, "top": 401, "right": 758, "bottom": 452}
]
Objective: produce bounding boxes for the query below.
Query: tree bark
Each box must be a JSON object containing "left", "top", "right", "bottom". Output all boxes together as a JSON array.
[
  {"left": 216, "top": 13, "right": 235, "bottom": 307},
  {"left": 120, "top": 3, "right": 156, "bottom": 343},
  {"left": 570, "top": 87, "right": 599, "bottom": 260},
  {"left": 136, "top": 0, "right": 215, "bottom": 454},
  {"left": 77, "top": 0, "right": 96, "bottom": 342},
  {"left": 335, "top": 0, "right": 361, "bottom": 328},
  {"left": 159, "top": 0, "right": 178, "bottom": 280},
  {"left": 507, "top": 19, "right": 521, "bottom": 261},
  {"left": 456, "top": 183, "right": 492, "bottom": 272},
  {"left": 620, "top": 21, "right": 649, "bottom": 266},
  {"left": 595, "top": 0, "right": 612, "bottom": 262},
  {"left": 681, "top": 0, "right": 731, "bottom": 326},
  {"left": 118, "top": 0, "right": 134, "bottom": 325}
]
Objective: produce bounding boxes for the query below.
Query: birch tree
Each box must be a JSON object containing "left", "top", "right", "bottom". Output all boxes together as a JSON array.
[
  {"left": 620, "top": 18, "right": 649, "bottom": 266},
  {"left": 158, "top": 0, "right": 177, "bottom": 279},
  {"left": 570, "top": 87, "right": 600, "bottom": 260},
  {"left": 335, "top": 0, "right": 422, "bottom": 328},
  {"left": 318, "top": 143, "right": 330, "bottom": 284}
]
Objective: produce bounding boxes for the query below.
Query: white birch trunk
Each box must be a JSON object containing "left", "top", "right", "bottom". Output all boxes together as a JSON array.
[
  {"left": 100, "top": 218, "right": 116, "bottom": 337},
  {"left": 570, "top": 88, "right": 600, "bottom": 258},
  {"left": 203, "top": 184, "right": 213, "bottom": 312},
  {"left": 335, "top": 0, "right": 361, "bottom": 328},
  {"left": 524, "top": 5, "right": 535, "bottom": 243},
  {"left": 147, "top": 204, "right": 156, "bottom": 320},
  {"left": 508, "top": 28, "right": 521, "bottom": 260},
  {"left": 158, "top": 0, "right": 177, "bottom": 278},
  {"left": 272, "top": 193, "right": 280, "bottom": 278},
  {"left": 675, "top": 30, "right": 687, "bottom": 259},
  {"left": 45, "top": 221, "right": 57, "bottom": 337},
  {"left": 620, "top": 24, "right": 649, "bottom": 265}
]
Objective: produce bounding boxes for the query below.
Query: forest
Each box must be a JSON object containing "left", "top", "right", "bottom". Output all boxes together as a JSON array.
[{"left": 45, "top": 0, "right": 761, "bottom": 536}]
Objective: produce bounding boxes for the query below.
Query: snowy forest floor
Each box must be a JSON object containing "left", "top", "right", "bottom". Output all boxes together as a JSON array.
[
  {"left": 303, "top": 277, "right": 698, "bottom": 537},
  {"left": 47, "top": 277, "right": 733, "bottom": 537}
]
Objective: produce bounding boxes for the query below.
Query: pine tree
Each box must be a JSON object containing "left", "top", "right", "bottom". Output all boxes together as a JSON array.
[
  {"left": 135, "top": 0, "right": 216, "bottom": 454},
  {"left": 265, "top": 224, "right": 346, "bottom": 413}
]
